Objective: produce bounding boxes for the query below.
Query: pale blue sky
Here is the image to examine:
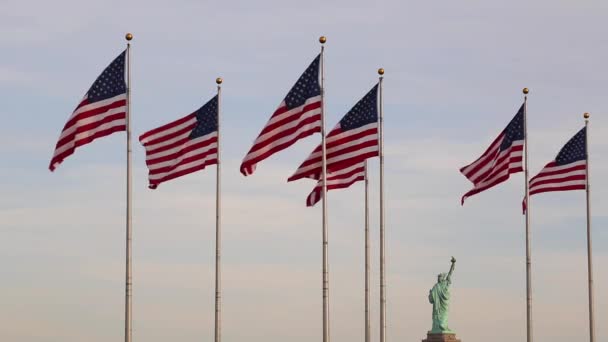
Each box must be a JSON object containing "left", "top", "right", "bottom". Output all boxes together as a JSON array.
[{"left": 2, "top": 1, "right": 607, "bottom": 341}]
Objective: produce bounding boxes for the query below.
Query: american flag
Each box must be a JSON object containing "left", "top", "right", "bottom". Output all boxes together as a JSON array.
[
  {"left": 460, "top": 104, "right": 525, "bottom": 204},
  {"left": 288, "top": 84, "right": 379, "bottom": 182},
  {"left": 139, "top": 96, "right": 218, "bottom": 189},
  {"left": 523, "top": 127, "right": 587, "bottom": 211},
  {"left": 49, "top": 51, "right": 127, "bottom": 171},
  {"left": 240, "top": 55, "right": 322, "bottom": 176},
  {"left": 306, "top": 162, "right": 366, "bottom": 207}
]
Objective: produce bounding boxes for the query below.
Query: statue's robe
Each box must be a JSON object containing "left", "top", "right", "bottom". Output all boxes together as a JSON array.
[{"left": 428, "top": 278, "right": 451, "bottom": 333}]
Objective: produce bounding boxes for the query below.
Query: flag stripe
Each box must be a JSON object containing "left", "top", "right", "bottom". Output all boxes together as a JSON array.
[
  {"left": 289, "top": 124, "right": 379, "bottom": 182},
  {"left": 293, "top": 123, "right": 378, "bottom": 166},
  {"left": 240, "top": 55, "right": 322, "bottom": 176},
  {"left": 241, "top": 114, "right": 322, "bottom": 174},
  {"left": 49, "top": 51, "right": 127, "bottom": 172},
  {"left": 140, "top": 97, "right": 218, "bottom": 188},
  {"left": 242, "top": 105, "right": 321, "bottom": 159},
  {"left": 522, "top": 127, "right": 587, "bottom": 212},
  {"left": 461, "top": 143, "right": 523, "bottom": 204},
  {"left": 306, "top": 163, "right": 366, "bottom": 207},
  {"left": 148, "top": 136, "right": 218, "bottom": 172},
  {"left": 460, "top": 105, "right": 525, "bottom": 204}
]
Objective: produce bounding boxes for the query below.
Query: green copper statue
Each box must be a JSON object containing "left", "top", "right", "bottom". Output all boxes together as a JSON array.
[{"left": 428, "top": 257, "right": 456, "bottom": 333}]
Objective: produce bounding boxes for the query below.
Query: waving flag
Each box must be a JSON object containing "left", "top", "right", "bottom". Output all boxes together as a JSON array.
[
  {"left": 240, "top": 55, "right": 322, "bottom": 176},
  {"left": 460, "top": 104, "right": 525, "bottom": 204},
  {"left": 139, "top": 96, "right": 218, "bottom": 189},
  {"left": 49, "top": 51, "right": 127, "bottom": 171},
  {"left": 306, "top": 162, "right": 366, "bottom": 207},
  {"left": 523, "top": 127, "right": 586, "bottom": 211},
  {"left": 289, "top": 84, "right": 379, "bottom": 182}
]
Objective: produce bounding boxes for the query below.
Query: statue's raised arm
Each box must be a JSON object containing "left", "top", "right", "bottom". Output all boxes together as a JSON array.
[{"left": 446, "top": 257, "right": 456, "bottom": 283}]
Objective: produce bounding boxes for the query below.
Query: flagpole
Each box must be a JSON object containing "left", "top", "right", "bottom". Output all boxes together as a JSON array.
[
  {"left": 319, "top": 35, "right": 330, "bottom": 342},
  {"left": 583, "top": 112, "right": 595, "bottom": 342},
  {"left": 522, "top": 87, "right": 532, "bottom": 342},
  {"left": 364, "top": 161, "right": 370, "bottom": 342},
  {"left": 124, "top": 32, "right": 133, "bottom": 342},
  {"left": 215, "top": 77, "right": 223, "bottom": 342},
  {"left": 378, "top": 68, "right": 386, "bottom": 342}
]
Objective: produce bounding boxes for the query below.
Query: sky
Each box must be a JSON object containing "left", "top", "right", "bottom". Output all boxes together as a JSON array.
[{"left": 1, "top": 0, "right": 608, "bottom": 341}]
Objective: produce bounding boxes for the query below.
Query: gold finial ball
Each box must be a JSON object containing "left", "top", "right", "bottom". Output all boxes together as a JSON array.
[
  {"left": 216, "top": 77, "right": 223, "bottom": 85},
  {"left": 378, "top": 68, "right": 385, "bottom": 75},
  {"left": 319, "top": 36, "right": 327, "bottom": 44},
  {"left": 584, "top": 112, "right": 590, "bottom": 119},
  {"left": 125, "top": 33, "right": 133, "bottom": 41},
  {"left": 522, "top": 87, "right": 529, "bottom": 94}
]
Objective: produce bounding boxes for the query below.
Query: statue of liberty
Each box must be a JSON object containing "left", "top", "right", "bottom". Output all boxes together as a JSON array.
[{"left": 428, "top": 257, "right": 456, "bottom": 333}]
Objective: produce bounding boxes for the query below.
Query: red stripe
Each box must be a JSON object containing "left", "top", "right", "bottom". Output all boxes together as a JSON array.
[
  {"left": 297, "top": 127, "right": 378, "bottom": 167},
  {"left": 49, "top": 124, "right": 126, "bottom": 171},
  {"left": 143, "top": 122, "right": 196, "bottom": 149},
  {"left": 461, "top": 163, "right": 523, "bottom": 204},
  {"left": 149, "top": 158, "right": 218, "bottom": 189},
  {"left": 146, "top": 136, "right": 218, "bottom": 166},
  {"left": 468, "top": 145, "right": 523, "bottom": 185},
  {"left": 529, "top": 184, "right": 586, "bottom": 196},
  {"left": 55, "top": 112, "right": 126, "bottom": 148},
  {"left": 240, "top": 124, "right": 321, "bottom": 176},
  {"left": 257, "top": 101, "right": 321, "bottom": 138},
  {"left": 307, "top": 172, "right": 365, "bottom": 207},
  {"left": 460, "top": 133, "right": 505, "bottom": 176},
  {"left": 529, "top": 163, "right": 586, "bottom": 183},
  {"left": 63, "top": 99, "right": 126, "bottom": 131},
  {"left": 290, "top": 149, "right": 378, "bottom": 182},
  {"left": 246, "top": 112, "right": 321, "bottom": 155},
  {"left": 530, "top": 174, "right": 586, "bottom": 191},
  {"left": 300, "top": 137, "right": 378, "bottom": 169},
  {"left": 139, "top": 113, "right": 196, "bottom": 142},
  {"left": 149, "top": 148, "right": 218, "bottom": 176}
]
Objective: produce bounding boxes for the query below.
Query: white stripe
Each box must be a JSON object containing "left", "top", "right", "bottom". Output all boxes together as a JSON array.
[
  {"left": 147, "top": 132, "right": 217, "bottom": 162},
  {"left": 57, "top": 105, "right": 126, "bottom": 142},
  {"left": 294, "top": 145, "right": 379, "bottom": 177},
  {"left": 52, "top": 117, "right": 126, "bottom": 157},
  {"left": 309, "top": 166, "right": 365, "bottom": 206},
  {"left": 140, "top": 117, "right": 197, "bottom": 145},
  {"left": 243, "top": 115, "right": 322, "bottom": 163},
  {"left": 468, "top": 142, "right": 523, "bottom": 183},
  {"left": 251, "top": 106, "right": 321, "bottom": 148},
  {"left": 149, "top": 152, "right": 218, "bottom": 181},
  {"left": 265, "top": 96, "right": 322, "bottom": 128},
  {"left": 533, "top": 160, "right": 587, "bottom": 177},
  {"left": 326, "top": 170, "right": 365, "bottom": 186},
  {"left": 70, "top": 94, "right": 127, "bottom": 119},
  {"left": 530, "top": 168, "right": 586, "bottom": 188},
  {"left": 327, "top": 163, "right": 366, "bottom": 178},
  {"left": 303, "top": 123, "right": 378, "bottom": 161},
  {"left": 531, "top": 179, "right": 586, "bottom": 192},
  {"left": 461, "top": 134, "right": 504, "bottom": 176},
  {"left": 468, "top": 158, "right": 522, "bottom": 190},
  {"left": 148, "top": 136, "right": 218, "bottom": 170}
]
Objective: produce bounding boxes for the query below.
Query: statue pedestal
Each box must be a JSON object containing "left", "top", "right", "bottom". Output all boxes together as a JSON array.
[{"left": 422, "top": 333, "right": 461, "bottom": 342}]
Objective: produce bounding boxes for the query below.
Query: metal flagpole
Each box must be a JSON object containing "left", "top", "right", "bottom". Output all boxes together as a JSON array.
[
  {"left": 215, "top": 77, "right": 223, "bottom": 342},
  {"left": 378, "top": 68, "right": 386, "bottom": 342},
  {"left": 124, "top": 32, "right": 134, "bottom": 342},
  {"left": 319, "top": 35, "right": 330, "bottom": 342},
  {"left": 364, "top": 161, "right": 370, "bottom": 342},
  {"left": 583, "top": 112, "right": 595, "bottom": 342},
  {"left": 522, "top": 87, "right": 533, "bottom": 342}
]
